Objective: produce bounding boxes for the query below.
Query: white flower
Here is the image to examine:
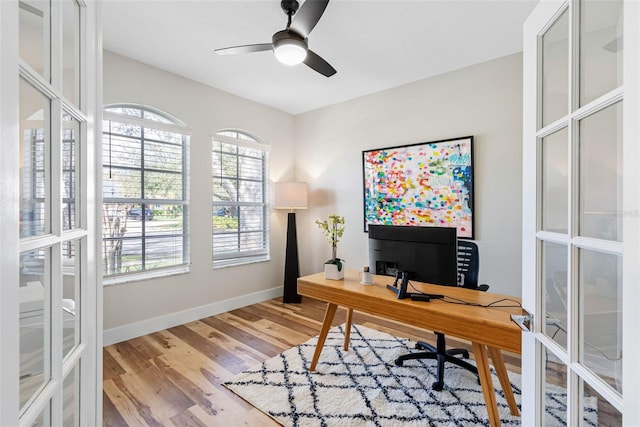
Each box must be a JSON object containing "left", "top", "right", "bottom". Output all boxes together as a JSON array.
[{"left": 315, "top": 214, "right": 345, "bottom": 269}]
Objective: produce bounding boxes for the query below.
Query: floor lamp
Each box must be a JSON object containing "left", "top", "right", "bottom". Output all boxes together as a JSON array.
[{"left": 274, "top": 182, "right": 308, "bottom": 303}]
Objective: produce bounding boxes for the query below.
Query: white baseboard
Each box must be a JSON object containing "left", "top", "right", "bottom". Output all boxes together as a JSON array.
[{"left": 103, "top": 286, "right": 283, "bottom": 346}]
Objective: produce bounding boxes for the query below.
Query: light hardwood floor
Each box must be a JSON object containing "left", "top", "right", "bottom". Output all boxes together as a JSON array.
[{"left": 102, "top": 297, "right": 521, "bottom": 426}]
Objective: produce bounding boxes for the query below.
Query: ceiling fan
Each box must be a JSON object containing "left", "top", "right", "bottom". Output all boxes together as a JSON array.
[{"left": 215, "top": 0, "right": 337, "bottom": 77}]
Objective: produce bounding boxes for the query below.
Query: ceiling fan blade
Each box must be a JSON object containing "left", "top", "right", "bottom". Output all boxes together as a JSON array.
[
  {"left": 304, "top": 50, "right": 336, "bottom": 77},
  {"left": 215, "top": 43, "right": 272, "bottom": 56},
  {"left": 289, "top": 0, "right": 329, "bottom": 38}
]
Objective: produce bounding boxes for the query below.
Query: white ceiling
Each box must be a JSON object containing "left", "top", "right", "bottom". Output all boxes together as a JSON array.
[{"left": 102, "top": 0, "right": 538, "bottom": 115}]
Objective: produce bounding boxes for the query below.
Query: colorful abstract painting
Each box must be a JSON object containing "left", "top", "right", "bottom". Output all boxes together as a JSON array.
[{"left": 362, "top": 136, "right": 474, "bottom": 238}]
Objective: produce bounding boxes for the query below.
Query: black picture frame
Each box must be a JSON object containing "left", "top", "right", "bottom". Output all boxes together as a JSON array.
[{"left": 362, "top": 136, "right": 474, "bottom": 238}]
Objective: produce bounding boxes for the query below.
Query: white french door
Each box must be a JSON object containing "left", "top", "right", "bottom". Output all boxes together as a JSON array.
[
  {"left": 522, "top": 0, "right": 639, "bottom": 425},
  {"left": 0, "top": 1, "right": 101, "bottom": 426}
]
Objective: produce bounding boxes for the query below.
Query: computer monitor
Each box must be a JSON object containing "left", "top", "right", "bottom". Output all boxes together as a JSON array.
[{"left": 368, "top": 224, "right": 458, "bottom": 298}]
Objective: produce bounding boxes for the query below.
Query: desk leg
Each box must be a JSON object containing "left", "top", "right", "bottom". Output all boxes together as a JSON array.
[
  {"left": 344, "top": 308, "right": 353, "bottom": 351},
  {"left": 489, "top": 347, "right": 520, "bottom": 416},
  {"left": 309, "top": 303, "right": 338, "bottom": 371},
  {"left": 473, "top": 342, "right": 501, "bottom": 427}
]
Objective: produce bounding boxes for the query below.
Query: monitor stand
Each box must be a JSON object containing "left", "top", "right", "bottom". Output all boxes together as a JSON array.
[
  {"left": 386, "top": 271, "right": 410, "bottom": 299},
  {"left": 386, "top": 271, "right": 446, "bottom": 301}
]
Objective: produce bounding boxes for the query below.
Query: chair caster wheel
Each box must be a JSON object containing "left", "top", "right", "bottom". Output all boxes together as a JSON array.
[
  {"left": 432, "top": 382, "right": 443, "bottom": 391},
  {"left": 394, "top": 358, "right": 404, "bottom": 367}
]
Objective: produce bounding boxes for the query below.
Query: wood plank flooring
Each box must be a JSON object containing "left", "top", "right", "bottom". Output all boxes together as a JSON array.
[{"left": 103, "top": 297, "right": 521, "bottom": 426}]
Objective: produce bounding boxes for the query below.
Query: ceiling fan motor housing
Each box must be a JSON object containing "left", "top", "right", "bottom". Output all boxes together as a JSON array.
[{"left": 272, "top": 30, "right": 307, "bottom": 48}]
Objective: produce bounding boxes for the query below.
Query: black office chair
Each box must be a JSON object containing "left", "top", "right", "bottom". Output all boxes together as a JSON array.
[{"left": 394, "top": 240, "right": 489, "bottom": 391}]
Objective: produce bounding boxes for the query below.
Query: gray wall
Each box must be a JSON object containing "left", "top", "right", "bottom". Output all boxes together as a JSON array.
[
  {"left": 294, "top": 53, "right": 523, "bottom": 297},
  {"left": 102, "top": 51, "right": 296, "bottom": 334},
  {"left": 102, "top": 51, "right": 524, "bottom": 341}
]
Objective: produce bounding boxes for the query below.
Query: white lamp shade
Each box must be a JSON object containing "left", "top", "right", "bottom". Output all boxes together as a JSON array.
[{"left": 274, "top": 182, "right": 308, "bottom": 210}]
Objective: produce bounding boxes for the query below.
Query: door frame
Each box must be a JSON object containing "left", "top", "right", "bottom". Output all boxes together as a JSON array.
[
  {"left": 621, "top": 0, "right": 640, "bottom": 423},
  {"left": 0, "top": 1, "right": 102, "bottom": 425},
  {"left": 0, "top": 2, "right": 22, "bottom": 422}
]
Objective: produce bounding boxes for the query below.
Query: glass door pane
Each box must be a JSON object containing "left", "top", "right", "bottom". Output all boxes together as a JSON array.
[
  {"left": 541, "top": 128, "right": 569, "bottom": 233},
  {"left": 62, "top": 0, "right": 80, "bottom": 106},
  {"left": 20, "top": 77, "right": 50, "bottom": 238},
  {"left": 19, "top": 0, "right": 50, "bottom": 79},
  {"left": 62, "top": 239, "right": 80, "bottom": 359},
  {"left": 543, "top": 350, "right": 567, "bottom": 425},
  {"left": 579, "top": 248, "right": 622, "bottom": 393},
  {"left": 19, "top": 248, "right": 51, "bottom": 410},
  {"left": 62, "top": 112, "right": 80, "bottom": 231},
  {"left": 579, "top": 102, "right": 623, "bottom": 241},
  {"left": 580, "top": 0, "right": 623, "bottom": 106},
  {"left": 541, "top": 8, "right": 569, "bottom": 128},
  {"left": 541, "top": 241, "right": 568, "bottom": 350},
  {"left": 62, "top": 364, "right": 79, "bottom": 426}
]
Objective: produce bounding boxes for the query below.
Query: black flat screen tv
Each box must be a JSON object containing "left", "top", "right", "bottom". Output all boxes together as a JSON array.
[{"left": 368, "top": 225, "right": 458, "bottom": 294}]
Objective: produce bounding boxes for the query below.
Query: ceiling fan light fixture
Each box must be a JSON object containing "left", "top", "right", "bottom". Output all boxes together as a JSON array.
[
  {"left": 274, "top": 38, "right": 307, "bottom": 65},
  {"left": 216, "top": 1, "right": 336, "bottom": 77}
]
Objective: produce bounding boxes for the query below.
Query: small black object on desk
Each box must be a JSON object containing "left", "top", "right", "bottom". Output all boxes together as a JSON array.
[{"left": 410, "top": 294, "right": 444, "bottom": 302}]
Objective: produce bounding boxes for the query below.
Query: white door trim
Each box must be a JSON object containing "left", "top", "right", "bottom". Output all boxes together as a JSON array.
[
  {"left": 0, "top": 1, "right": 22, "bottom": 425},
  {"left": 521, "top": 2, "right": 567, "bottom": 425},
  {"left": 622, "top": 1, "right": 640, "bottom": 424}
]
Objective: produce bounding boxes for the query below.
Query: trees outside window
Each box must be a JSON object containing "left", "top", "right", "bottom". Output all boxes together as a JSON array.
[
  {"left": 102, "top": 105, "right": 190, "bottom": 280},
  {"left": 212, "top": 131, "right": 269, "bottom": 267}
]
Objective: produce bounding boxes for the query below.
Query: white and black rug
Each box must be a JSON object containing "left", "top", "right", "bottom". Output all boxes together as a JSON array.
[{"left": 224, "top": 324, "right": 597, "bottom": 426}]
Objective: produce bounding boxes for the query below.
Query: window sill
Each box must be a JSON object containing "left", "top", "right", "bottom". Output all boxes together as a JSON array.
[
  {"left": 213, "top": 255, "right": 270, "bottom": 270},
  {"left": 103, "top": 265, "right": 190, "bottom": 286}
]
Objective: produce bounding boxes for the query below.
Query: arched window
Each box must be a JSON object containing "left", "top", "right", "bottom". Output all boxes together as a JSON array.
[
  {"left": 102, "top": 104, "right": 190, "bottom": 281},
  {"left": 212, "top": 130, "right": 270, "bottom": 267}
]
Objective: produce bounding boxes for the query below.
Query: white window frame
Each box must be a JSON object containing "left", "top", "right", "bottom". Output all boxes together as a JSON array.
[
  {"left": 102, "top": 104, "right": 191, "bottom": 284},
  {"left": 212, "top": 131, "right": 270, "bottom": 268}
]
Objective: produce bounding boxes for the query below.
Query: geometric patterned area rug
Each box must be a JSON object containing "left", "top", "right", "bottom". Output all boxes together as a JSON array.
[{"left": 224, "top": 324, "right": 598, "bottom": 426}]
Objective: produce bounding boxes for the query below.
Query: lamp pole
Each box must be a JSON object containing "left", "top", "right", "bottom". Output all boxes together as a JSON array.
[
  {"left": 274, "top": 182, "right": 308, "bottom": 304},
  {"left": 283, "top": 210, "right": 301, "bottom": 303}
]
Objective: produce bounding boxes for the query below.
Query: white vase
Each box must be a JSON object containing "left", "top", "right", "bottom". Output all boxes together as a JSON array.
[{"left": 324, "top": 263, "right": 345, "bottom": 280}]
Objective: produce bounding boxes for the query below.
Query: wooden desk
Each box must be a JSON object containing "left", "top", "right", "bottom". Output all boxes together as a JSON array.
[{"left": 297, "top": 270, "right": 522, "bottom": 427}]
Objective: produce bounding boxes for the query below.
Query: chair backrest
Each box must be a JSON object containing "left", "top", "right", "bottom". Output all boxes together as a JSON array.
[{"left": 457, "top": 240, "right": 479, "bottom": 288}]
